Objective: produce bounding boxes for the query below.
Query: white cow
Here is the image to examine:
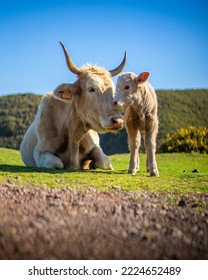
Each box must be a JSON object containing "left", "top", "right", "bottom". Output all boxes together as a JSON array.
[{"left": 20, "top": 42, "right": 126, "bottom": 170}]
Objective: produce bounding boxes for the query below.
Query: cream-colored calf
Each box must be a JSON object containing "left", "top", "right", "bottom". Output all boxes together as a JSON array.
[{"left": 114, "top": 71, "right": 159, "bottom": 176}]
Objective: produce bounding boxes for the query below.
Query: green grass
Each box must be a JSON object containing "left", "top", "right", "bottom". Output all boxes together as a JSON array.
[{"left": 0, "top": 148, "right": 208, "bottom": 195}]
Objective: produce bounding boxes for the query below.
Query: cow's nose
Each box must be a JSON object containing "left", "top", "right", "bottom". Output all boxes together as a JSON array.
[{"left": 111, "top": 117, "right": 124, "bottom": 126}]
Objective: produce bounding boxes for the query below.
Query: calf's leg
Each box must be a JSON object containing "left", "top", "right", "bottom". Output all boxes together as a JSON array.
[
  {"left": 127, "top": 126, "right": 141, "bottom": 175},
  {"left": 144, "top": 124, "right": 159, "bottom": 177}
]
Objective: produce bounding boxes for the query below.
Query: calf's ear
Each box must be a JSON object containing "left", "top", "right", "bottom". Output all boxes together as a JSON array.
[
  {"left": 53, "top": 83, "right": 76, "bottom": 101},
  {"left": 136, "top": 72, "right": 150, "bottom": 84}
]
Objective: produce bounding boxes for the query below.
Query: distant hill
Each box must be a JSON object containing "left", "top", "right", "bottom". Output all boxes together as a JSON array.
[
  {"left": 0, "top": 94, "right": 41, "bottom": 149},
  {"left": 0, "top": 89, "right": 208, "bottom": 154}
]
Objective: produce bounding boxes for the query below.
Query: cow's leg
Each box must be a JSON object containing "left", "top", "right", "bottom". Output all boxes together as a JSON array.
[
  {"left": 34, "top": 145, "right": 64, "bottom": 169},
  {"left": 127, "top": 126, "right": 141, "bottom": 175},
  {"left": 66, "top": 140, "right": 80, "bottom": 170},
  {"left": 90, "top": 146, "right": 113, "bottom": 170},
  {"left": 79, "top": 130, "right": 113, "bottom": 170},
  {"left": 144, "top": 122, "right": 159, "bottom": 177},
  {"left": 67, "top": 153, "right": 80, "bottom": 169}
]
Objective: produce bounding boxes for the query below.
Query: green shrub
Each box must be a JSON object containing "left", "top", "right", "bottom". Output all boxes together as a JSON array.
[{"left": 159, "top": 126, "right": 208, "bottom": 154}]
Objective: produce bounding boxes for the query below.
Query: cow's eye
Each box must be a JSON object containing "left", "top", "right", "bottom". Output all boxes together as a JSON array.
[
  {"left": 88, "top": 87, "right": 95, "bottom": 92},
  {"left": 124, "top": 85, "right": 129, "bottom": 90}
]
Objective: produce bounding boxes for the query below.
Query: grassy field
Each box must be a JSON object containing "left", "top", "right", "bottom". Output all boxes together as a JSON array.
[{"left": 0, "top": 148, "right": 208, "bottom": 195}]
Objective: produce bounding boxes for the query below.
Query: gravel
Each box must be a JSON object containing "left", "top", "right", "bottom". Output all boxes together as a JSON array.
[{"left": 0, "top": 183, "right": 207, "bottom": 259}]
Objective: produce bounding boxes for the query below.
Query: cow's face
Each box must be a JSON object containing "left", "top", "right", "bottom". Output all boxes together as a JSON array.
[
  {"left": 77, "top": 67, "right": 124, "bottom": 132},
  {"left": 114, "top": 72, "right": 150, "bottom": 108},
  {"left": 53, "top": 42, "right": 126, "bottom": 133},
  {"left": 54, "top": 67, "right": 124, "bottom": 133}
]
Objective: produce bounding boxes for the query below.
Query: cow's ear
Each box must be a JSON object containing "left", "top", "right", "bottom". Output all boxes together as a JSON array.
[
  {"left": 135, "top": 72, "right": 150, "bottom": 84},
  {"left": 53, "top": 83, "right": 76, "bottom": 101}
]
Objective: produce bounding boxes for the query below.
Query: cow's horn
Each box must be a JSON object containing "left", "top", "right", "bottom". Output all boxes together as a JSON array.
[
  {"left": 59, "top": 41, "right": 80, "bottom": 75},
  {"left": 109, "top": 51, "right": 127, "bottom": 77}
]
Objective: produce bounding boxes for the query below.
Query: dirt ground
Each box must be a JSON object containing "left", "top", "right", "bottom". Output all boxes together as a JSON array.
[{"left": 0, "top": 183, "right": 207, "bottom": 260}]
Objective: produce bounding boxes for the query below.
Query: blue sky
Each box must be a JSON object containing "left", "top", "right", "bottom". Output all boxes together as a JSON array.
[{"left": 0, "top": 0, "right": 207, "bottom": 95}]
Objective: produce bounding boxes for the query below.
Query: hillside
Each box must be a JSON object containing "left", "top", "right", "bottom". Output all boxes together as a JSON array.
[
  {"left": 0, "top": 94, "right": 41, "bottom": 149},
  {"left": 0, "top": 89, "right": 208, "bottom": 153}
]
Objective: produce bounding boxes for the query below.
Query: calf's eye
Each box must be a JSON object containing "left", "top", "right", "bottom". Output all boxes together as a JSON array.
[
  {"left": 124, "top": 85, "right": 129, "bottom": 90},
  {"left": 88, "top": 87, "right": 95, "bottom": 92}
]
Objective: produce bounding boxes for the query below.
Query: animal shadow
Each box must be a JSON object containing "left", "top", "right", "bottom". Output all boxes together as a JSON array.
[{"left": 0, "top": 164, "right": 125, "bottom": 174}]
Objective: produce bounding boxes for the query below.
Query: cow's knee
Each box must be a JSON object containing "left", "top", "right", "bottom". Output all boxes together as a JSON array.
[{"left": 35, "top": 152, "right": 64, "bottom": 169}]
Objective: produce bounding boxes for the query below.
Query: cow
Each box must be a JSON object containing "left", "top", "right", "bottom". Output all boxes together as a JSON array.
[
  {"left": 114, "top": 71, "right": 159, "bottom": 176},
  {"left": 20, "top": 42, "right": 126, "bottom": 170}
]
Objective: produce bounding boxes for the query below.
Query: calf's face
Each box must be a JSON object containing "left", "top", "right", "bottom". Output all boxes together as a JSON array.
[{"left": 114, "top": 72, "right": 150, "bottom": 108}]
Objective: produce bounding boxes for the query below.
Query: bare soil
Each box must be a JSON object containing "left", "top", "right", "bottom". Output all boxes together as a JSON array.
[{"left": 0, "top": 183, "right": 207, "bottom": 260}]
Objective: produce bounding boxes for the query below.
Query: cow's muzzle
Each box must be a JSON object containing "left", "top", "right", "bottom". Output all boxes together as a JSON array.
[{"left": 105, "top": 117, "right": 124, "bottom": 131}]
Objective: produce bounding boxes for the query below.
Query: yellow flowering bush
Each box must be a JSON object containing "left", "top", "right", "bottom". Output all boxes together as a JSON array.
[{"left": 159, "top": 126, "right": 208, "bottom": 153}]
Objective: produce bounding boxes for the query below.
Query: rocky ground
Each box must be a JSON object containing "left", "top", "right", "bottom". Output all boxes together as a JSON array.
[{"left": 0, "top": 183, "right": 207, "bottom": 260}]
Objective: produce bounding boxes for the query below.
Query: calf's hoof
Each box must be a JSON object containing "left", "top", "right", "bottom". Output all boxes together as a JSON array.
[
  {"left": 150, "top": 169, "right": 159, "bottom": 177},
  {"left": 128, "top": 169, "right": 137, "bottom": 175}
]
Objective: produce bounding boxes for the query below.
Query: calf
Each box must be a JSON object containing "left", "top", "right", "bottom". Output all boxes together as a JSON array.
[{"left": 114, "top": 71, "right": 159, "bottom": 176}]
